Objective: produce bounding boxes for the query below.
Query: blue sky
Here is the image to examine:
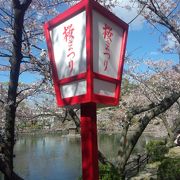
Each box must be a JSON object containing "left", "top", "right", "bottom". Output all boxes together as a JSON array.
[
  {"left": 112, "top": 1, "right": 179, "bottom": 64},
  {"left": 0, "top": 1, "right": 179, "bottom": 84},
  {"left": 127, "top": 25, "right": 178, "bottom": 63}
]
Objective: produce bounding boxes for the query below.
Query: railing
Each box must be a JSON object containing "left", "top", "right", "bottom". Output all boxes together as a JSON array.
[{"left": 99, "top": 153, "right": 149, "bottom": 179}]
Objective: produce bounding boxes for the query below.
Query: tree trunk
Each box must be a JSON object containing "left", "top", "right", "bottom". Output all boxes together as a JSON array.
[
  {"left": 158, "top": 115, "right": 175, "bottom": 147},
  {"left": 117, "top": 120, "right": 129, "bottom": 178},
  {"left": 68, "top": 108, "right": 80, "bottom": 132},
  {"left": 4, "top": 8, "right": 24, "bottom": 179},
  {"left": 3, "top": 1, "right": 32, "bottom": 179}
]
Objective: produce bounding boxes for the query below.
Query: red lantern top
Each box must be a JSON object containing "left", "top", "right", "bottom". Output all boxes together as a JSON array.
[{"left": 44, "top": 0, "right": 128, "bottom": 107}]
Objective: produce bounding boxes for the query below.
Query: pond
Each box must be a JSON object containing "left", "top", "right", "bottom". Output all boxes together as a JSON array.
[{"left": 0, "top": 133, "right": 154, "bottom": 180}]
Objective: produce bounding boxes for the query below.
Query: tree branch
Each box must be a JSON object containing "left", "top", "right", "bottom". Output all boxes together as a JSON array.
[
  {"left": 0, "top": 7, "right": 14, "bottom": 19},
  {"left": 16, "top": 81, "right": 45, "bottom": 105},
  {"left": 127, "top": 91, "right": 180, "bottom": 152},
  {"left": 128, "top": 3, "right": 146, "bottom": 24},
  {"left": 16, "top": 87, "right": 32, "bottom": 97},
  {"left": 129, "top": 102, "right": 156, "bottom": 116},
  {"left": 98, "top": 150, "right": 115, "bottom": 168},
  {"left": 115, "top": 91, "right": 180, "bottom": 174},
  {"left": 138, "top": 0, "right": 180, "bottom": 43},
  {"left": 127, "top": 71, "right": 161, "bottom": 101},
  {"left": 12, "top": 0, "right": 21, "bottom": 8},
  {"left": 167, "top": 1, "right": 180, "bottom": 17},
  {"left": 0, "top": 99, "right": 4, "bottom": 104},
  {"left": 21, "top": 0, "right": 32, "bottom": 11}
]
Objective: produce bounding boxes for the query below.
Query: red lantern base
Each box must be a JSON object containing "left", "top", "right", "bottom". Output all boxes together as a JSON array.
[{"left": 80, "top": 102, "right": 99, "bottom": 180}]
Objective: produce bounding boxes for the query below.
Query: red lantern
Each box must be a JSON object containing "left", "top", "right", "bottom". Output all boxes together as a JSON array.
[{"left": 44, "top": 0, "right": 128, "bottom": 107}]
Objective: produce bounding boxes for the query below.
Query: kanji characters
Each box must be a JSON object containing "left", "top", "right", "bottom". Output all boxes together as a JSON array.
[
  {"left": 103, "top": 24, "right": 113, "bottom": 41},
  {"left": 63, "top": 24, "right": 74, "bottom": 42},
  {"left": 63, "top": 24, "right": 76, "bottom": 75},
  {"left": 102, "top": 23, "right": 113, "bottom": 71}
]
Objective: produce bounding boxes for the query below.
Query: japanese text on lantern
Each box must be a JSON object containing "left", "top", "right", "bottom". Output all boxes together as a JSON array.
[
  {"left": 102, "top": 24, "right": 113, "bottom": 71},
  {"left": 63, "top": 24, "right": 75, "bottom": 75}
]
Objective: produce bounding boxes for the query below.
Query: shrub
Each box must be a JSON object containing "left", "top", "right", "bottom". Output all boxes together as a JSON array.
[
  {"left": 157, "top": 157, "right": 180, "bottom": 180},
  {"left": 145, "top": 140, "right": 168, "bottom": 162},
  {"left": 99, "top": 164, "right": 120, "bottom": 180},
  {"left": 78, "top": 164, "right": 121, "bottom": 180}
]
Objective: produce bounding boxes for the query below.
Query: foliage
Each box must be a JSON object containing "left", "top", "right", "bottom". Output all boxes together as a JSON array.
[
  {"left": 157, "top": 157, "right": 180, "bottom": 180},
  {"left": 145, "top": 140, "right": 168, "bottom": 162},
  {"left": 78, "top": 164, "right": 121, "bottom": 180},
  {"left": 99, "top": 163, "right": 120, "bottom": 180}
]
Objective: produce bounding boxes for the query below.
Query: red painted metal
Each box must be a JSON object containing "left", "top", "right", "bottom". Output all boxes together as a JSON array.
[
  {"left": 116, "top": 29, "right": 128, "bottom": 100},
  {"left": 93, "top": 72, "right": 120, "bottom": 84},
  {"left": 81, "top": 103, "right": 99, "bottom": 180},
  {"left": 58, "top": 73, "right": 86, "bottom": 85},
  {"left": 46, "top": 1, "right": 86, "bottom": 30},
  {"left": 86, "top": 0, "right": 93, "bottom": 102}
]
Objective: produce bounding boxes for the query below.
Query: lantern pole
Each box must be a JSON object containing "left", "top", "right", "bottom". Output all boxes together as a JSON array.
[{"left": 80, "top": 102, "right": 99, "bottom": 180}]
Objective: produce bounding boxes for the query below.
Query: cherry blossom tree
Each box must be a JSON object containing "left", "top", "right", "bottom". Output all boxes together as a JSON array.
[{"left": 114, "top": 58, "right": 180, "bottom": 174}]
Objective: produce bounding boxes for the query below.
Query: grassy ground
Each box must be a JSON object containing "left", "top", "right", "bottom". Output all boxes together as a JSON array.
[
  {"left": 165, "top": 146, "right": 180, "bottom": 158},
  {"left": 131, "top": 146, "right": 180, "bottom": 180}
]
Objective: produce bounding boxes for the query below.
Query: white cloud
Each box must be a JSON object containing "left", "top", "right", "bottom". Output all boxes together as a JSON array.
[
  {"left": 150, "top": 51, "right": 159, "bottom": 56},
  {"left": 112, "top": 0, "right": 145, "bottom": 31},
  {"left": 68, "top": 0, "right": 145, "bottom": 31},
  {"left": 162, "top": 33, "right": 179, "bottom": 53}
]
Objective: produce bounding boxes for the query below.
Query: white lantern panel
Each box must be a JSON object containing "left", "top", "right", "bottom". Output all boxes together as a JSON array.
[
  {"left": 61, "top": 80, "right": 86, "bottom": 98},
  {"left": 93, "top": 10, "right": 123, "bottom": 79},
  {"left": 50, "top": 11, "right": 86, "bottom": 80},
  {"left": 94, "top": 79, "right": 116, "bottom": 97}
]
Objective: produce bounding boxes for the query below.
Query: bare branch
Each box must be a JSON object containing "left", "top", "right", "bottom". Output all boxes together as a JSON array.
[
  {"left": 126, "top": 71, "right": 161, "bottom": 101},
  {"left": 16, "top": 80, "right": 45, "bottom": 105},
  {"left": 167, "top": 1, "right": 180, "bottom": 17},
  {"left": 0, "top": 99, "right": 4, "bottom": 104},
  {"left": 16, "top": 87, "right": 32, "bottom": 97},
  {"left": 138, "top": 0, "right": 180, "bottom": 43},
  {"left": 128, "top": 3, "right": 146, "bottom": 24},
  {"left": 0, "top": 7, "right": 14, "bottom": 19}
]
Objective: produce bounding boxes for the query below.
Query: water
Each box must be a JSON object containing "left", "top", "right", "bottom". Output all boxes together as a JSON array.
[
  {"left": 0, "top": 133, "right": 153, "bottom": 180},
  {"left": 14, "top": 135, "right": 82, "bottom": 180}
]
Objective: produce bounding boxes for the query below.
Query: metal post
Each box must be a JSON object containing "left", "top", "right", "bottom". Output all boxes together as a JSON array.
[{"left": 80, "top": 102, "right": 99, "bottom": 180}]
